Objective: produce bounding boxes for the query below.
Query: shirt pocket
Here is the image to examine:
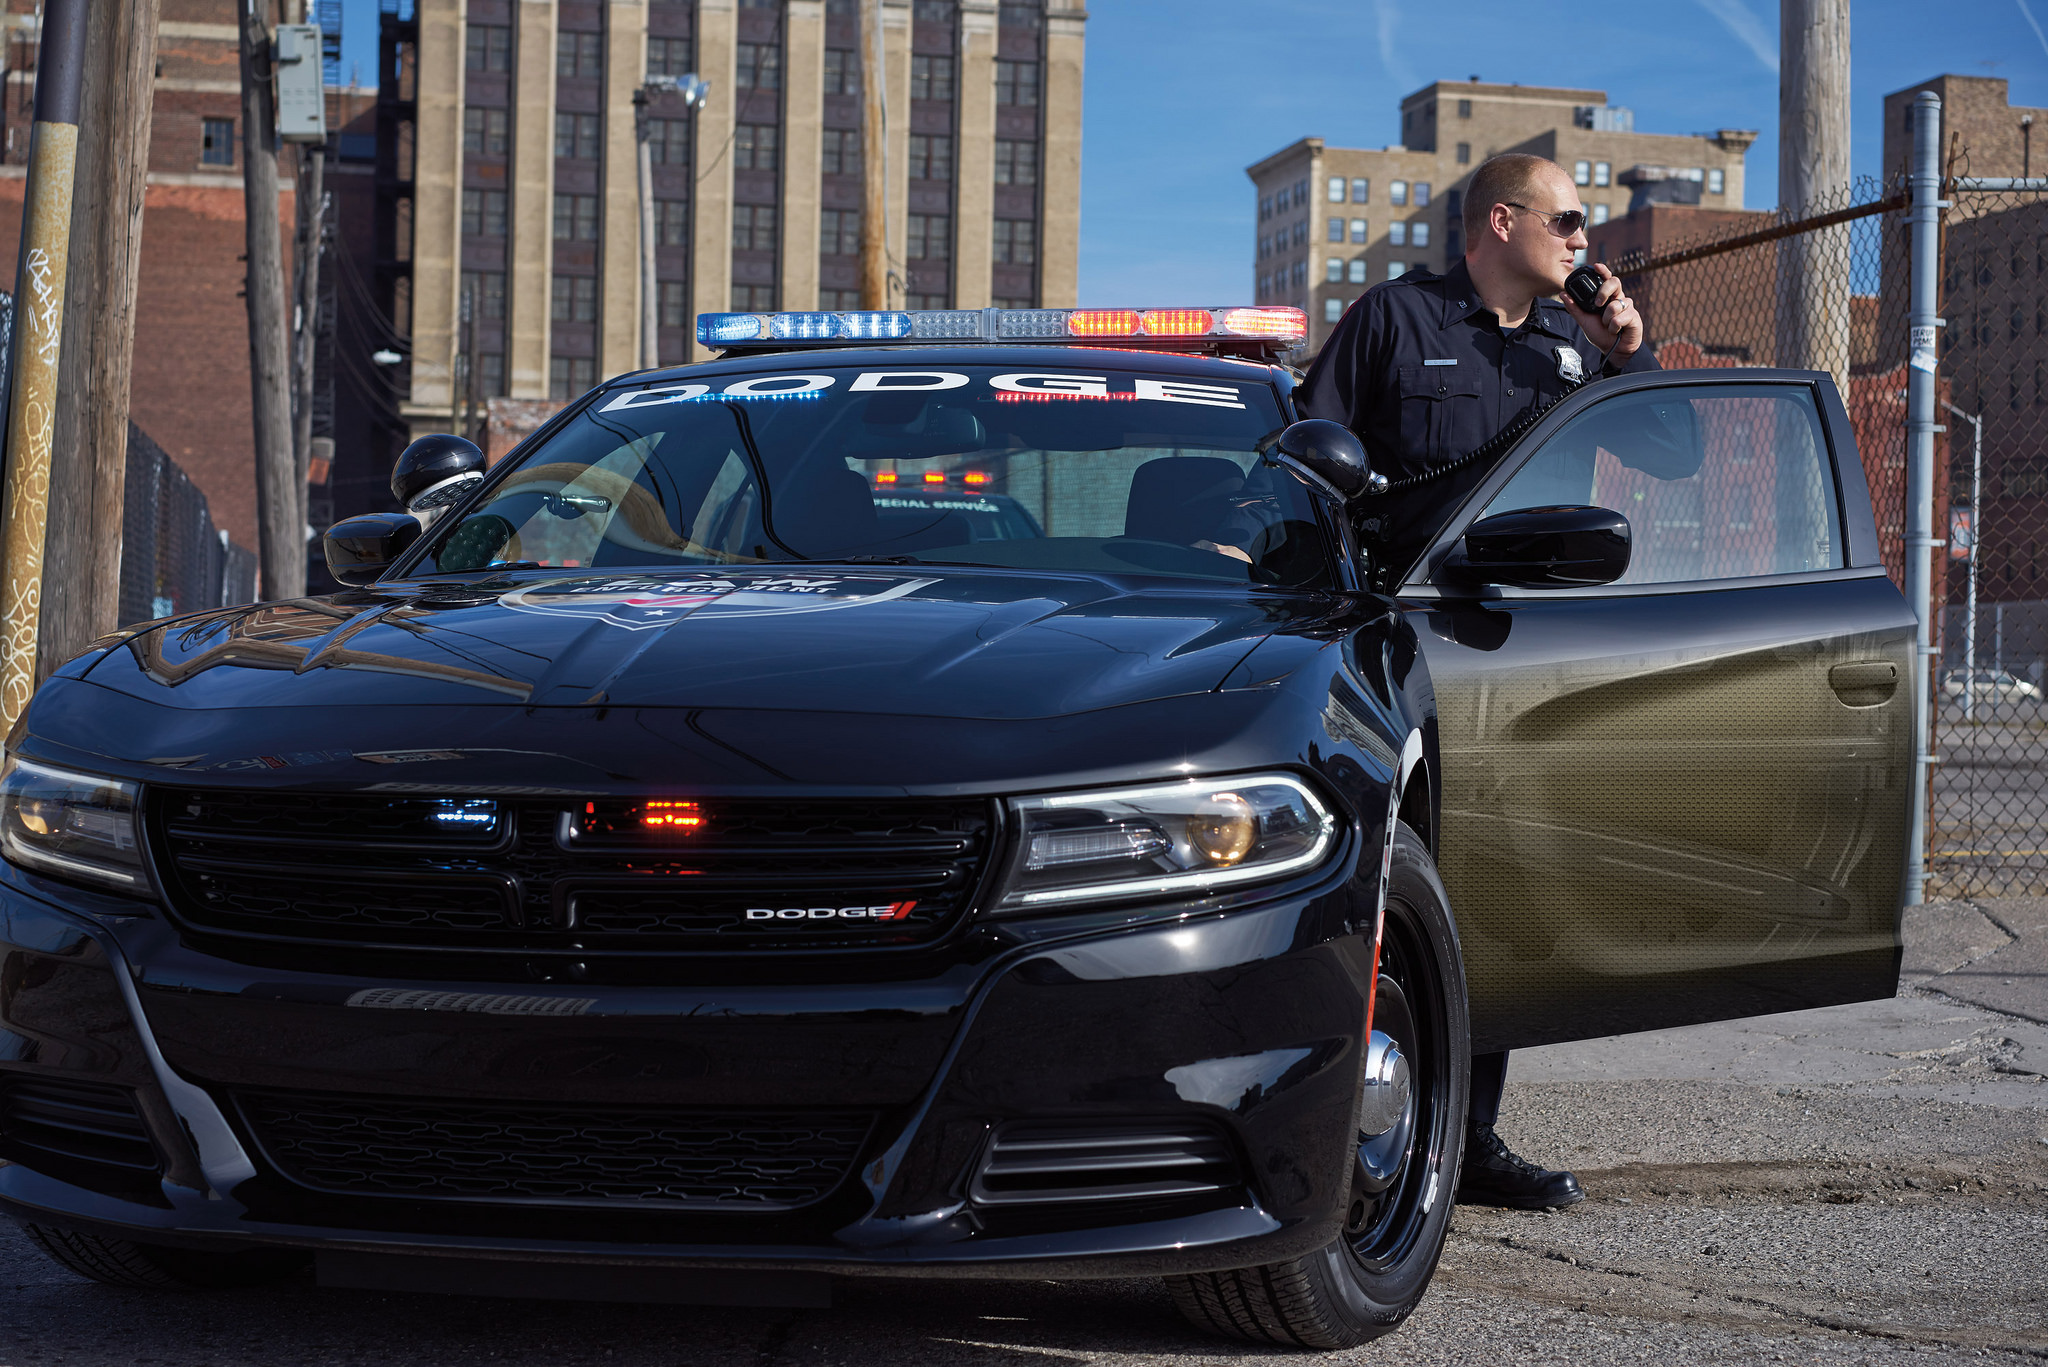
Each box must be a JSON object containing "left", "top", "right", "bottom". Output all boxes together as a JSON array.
[{"left": 1396, "top": 365, "right": 1485, "bottom": 471}]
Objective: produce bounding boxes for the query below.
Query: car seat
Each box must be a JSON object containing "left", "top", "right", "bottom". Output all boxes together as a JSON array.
[
  {"left": 1124, "top": 456, "right": 1247, "bottom": 545},
  {"left": 769, "top": 466, "right": 881, "bottom": 558}
]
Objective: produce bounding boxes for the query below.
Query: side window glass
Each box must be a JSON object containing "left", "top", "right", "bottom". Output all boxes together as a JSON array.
[{"left": 1478, "top": 385, "right": 1842, "bottom": 585}]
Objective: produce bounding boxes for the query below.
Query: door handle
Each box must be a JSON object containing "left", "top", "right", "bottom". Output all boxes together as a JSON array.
[{"left": 1829, "top": 661, "right": 1898, "bottom": 706}]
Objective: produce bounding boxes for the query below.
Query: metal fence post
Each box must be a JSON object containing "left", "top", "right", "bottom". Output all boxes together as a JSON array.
[{"left": 1903, "top": 89, "right": 1944, "bottom": 906}]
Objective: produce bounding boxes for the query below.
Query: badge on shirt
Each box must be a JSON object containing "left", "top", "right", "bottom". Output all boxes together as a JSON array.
[{"left": 1553, "top": 345, "right": 1585, "bottom": 382}]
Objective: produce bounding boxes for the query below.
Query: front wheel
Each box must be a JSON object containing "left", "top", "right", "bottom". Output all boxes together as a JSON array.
[
  {"left": 1167, "top": 819, "right": 1470, "bottom": 1349},
  {"left": 18, "top": 1223, "right": 307, "bottom": 1290}
]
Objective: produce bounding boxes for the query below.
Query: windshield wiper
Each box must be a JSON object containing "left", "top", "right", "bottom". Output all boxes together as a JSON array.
[{"left": 843, "top": 554, "right": 997, "bottom": 568}]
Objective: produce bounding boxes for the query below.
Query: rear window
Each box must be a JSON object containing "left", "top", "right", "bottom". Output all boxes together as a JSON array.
[{"left": 423, "top": 364, "right": 1332, "bottom": 587}]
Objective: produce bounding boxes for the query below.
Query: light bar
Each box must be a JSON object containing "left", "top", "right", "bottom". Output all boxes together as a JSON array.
[{"left": 697, "top": 306, "right": 1306, "bottom": 350}]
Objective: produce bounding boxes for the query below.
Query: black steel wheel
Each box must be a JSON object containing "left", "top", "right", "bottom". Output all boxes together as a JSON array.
[
  {"left": 1167, "top": 819, "right": 1470, "bottom": 1349},
  {"left": 19, "top": 1223, "right": 307, "bottom": 1290}
]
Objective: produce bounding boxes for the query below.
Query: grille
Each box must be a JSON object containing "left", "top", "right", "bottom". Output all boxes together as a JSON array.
[
  {"left": 238, "top": 1091, "right": 875, "bottom": 1210},
  {"left": 151, "top": 791, "right": 993, "bottom": 953},
  {"left": 0, "top": 1075, "right": 161, "bottom": 1187},
  {"left": 968, "top": 1121, "right": 1240, "bottom": 1206}
]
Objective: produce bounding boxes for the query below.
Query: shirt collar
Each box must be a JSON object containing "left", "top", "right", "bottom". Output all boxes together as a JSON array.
[{"left": 1438, "top": 258, "right": 1578, "bottom": 341}]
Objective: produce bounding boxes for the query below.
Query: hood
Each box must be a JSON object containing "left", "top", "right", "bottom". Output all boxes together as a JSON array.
[{"left": 82, "top": 567, "right": 1319, "bottom": 721}]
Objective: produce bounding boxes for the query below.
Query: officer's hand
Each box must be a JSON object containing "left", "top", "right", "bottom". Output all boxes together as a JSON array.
[{"left": 1562, "top": 263, "right": 1643, "bottom": 365}]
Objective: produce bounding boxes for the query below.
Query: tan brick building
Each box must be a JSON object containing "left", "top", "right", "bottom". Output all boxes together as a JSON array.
[
  {"left": 1248, "top": 80, "right": 1756, "bottom": 354},
  {"left": 383, "top": 0, "right": 1086, "bottom": 441}
]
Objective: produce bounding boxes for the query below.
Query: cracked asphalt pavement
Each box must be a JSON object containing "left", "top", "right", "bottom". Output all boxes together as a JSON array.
[{"left": 4, "top": 899, "right": 2045, "bottom": 1365}]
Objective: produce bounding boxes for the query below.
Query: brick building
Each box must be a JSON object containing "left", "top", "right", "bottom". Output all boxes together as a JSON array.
[
  {"left": 1248, "top": 79, "right": 1756, "bottom": 355},
  {"left": 371, "top": 0, "right": 1087, "bottom": 445}
]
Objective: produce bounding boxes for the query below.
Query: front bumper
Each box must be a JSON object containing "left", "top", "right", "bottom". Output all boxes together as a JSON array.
[{"left": 0, "top": 869, "right": 1375, "bottom": 1281}]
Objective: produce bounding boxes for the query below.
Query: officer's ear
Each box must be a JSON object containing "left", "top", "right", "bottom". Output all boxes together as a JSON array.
[{"left": 1487, "top": 201, "right": 1516, "bottom": 244}]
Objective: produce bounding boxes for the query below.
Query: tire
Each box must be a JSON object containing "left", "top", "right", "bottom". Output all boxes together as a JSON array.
[
  {"left": 18, "top": 1222, "right": 308, "bottom": 1290},
  {"left": 1167, "top": 819, "right": 1471, "bottom": 1349}
]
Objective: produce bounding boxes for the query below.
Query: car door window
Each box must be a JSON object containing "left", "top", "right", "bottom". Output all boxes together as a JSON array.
[{"left": 1478, "top": 385, "right": 1842, "bottom": 585}]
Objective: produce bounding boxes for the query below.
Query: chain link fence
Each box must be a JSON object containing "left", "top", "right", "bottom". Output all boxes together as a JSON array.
[{"left": 118, "top": 424, "right": 258, "bottom": 626}]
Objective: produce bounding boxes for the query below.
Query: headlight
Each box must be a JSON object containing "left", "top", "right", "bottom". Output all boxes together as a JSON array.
[
  {"left": 991, "top": 774, "right": 1337, "bottom": 912},
  {"left": 0, "top": 757, "right": 149, "bottom": 894}
]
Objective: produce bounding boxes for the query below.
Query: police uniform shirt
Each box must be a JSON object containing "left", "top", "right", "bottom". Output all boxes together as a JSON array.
[{"left": 1298, "top": 258, "right": 1659, "bottom": 582}]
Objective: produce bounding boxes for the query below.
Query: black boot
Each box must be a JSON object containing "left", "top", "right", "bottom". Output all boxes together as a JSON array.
[{"left": 1455, "top": 1125, "right": 1585, "bottom": 1210}]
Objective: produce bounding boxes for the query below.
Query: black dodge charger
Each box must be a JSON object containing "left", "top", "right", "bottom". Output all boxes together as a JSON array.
[{"left": 0, "top": 305, "right": 1912, "bottom": 1348}]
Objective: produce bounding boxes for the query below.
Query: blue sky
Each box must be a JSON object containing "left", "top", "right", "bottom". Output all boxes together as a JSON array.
[{"left": 334, "top": 1, "right": 2048, "bottom": 301}]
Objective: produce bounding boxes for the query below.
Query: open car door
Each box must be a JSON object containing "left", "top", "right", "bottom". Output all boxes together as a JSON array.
[{"left": 1399, "top": 371, "right": 1913, "bottom": 1054}]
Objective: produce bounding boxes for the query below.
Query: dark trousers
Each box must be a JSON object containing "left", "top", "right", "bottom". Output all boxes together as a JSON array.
[{"left": 1470, "top": 1050, "right": 1508, "bottom": 1128}]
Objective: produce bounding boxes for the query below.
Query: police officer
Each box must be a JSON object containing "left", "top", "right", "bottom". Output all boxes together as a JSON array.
[{"left": 1299, "top": 152, "right": 1656, "bottom": 1211}]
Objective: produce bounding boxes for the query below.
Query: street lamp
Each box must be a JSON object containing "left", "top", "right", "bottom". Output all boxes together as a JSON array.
[
  {"left": 635, "top": 73, "right": 710, "bottom": 371},
  {"left": 1944, "top": 401, "right": 1983, "bottom": 723}
]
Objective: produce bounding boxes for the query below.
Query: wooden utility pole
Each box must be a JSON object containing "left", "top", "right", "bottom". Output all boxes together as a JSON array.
[
  {"left": 1777, "top": 0, "right": 1851, "bottom": 390},
  {"left": 0, "top": 0, "right": 90, "bottom": 728},
  {"left": 291, "top": 142, "right": 324, "bottom": 536},
  {"left": 239, "top": 0, "right": 302, "bottom": 600},
  {"left": 40, "top": 0, "right": 163, "bottom": 682},
  {"left": 857, "top": 0, "right": 888, "bottom": 308}
]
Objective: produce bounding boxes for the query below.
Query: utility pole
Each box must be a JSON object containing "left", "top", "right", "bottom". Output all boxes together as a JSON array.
[
  {"left": 40, "top": 0, "right": 162, "bottom": 681},
  {"left": 292, "top": 143, "right": 325, "bottom": 533},
  {"left": 635, "top": 87, "right": 658, "bottom": 368},
  {"left": 461, "top": 278, "right": 480, "bottom": 444},
  {"left": 240, "top": 0, "right": 302, "bottom": 601},
  {"left": 1903, "top": 89, "right": 1943, "bottom": 906},
  {"left": 1776, "top": 0, "right": 1851, "bottom": 391},
  {"left": 0, "top": 0, "right": 90, "bottom": 729},
  {"left": 857, "top": 0, "right": 888, "bottom": 308}
]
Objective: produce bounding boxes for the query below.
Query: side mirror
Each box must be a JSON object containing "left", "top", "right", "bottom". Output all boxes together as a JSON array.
[
  {"left": 324, "top": 511, "right": 423, "bottom": 586},
  {"left": 1441, "top": 505, "right": 1631, "bottom": 590},
  {"left": 392, "top": 433, "right": 487, "bottom": 512},
  {"left": 1270, "top": 419, "right": 1384, "bottom": 500}
]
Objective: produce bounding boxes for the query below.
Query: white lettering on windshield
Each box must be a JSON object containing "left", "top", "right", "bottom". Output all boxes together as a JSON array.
[
  {"left": 721, "top": 374, "right": 837, "bottom": 397},
  {"left": 989, "top": 372, "right": 1110, "bottom": 396},
  {"left": 599, "top": 382, "right": 711, "bottom": 413},
  {"left": 849, "top": 371, "right": 970, "bottom": 391},
  {"left": 1132, "top": 378, "right": 1247, "bottom": 409}
]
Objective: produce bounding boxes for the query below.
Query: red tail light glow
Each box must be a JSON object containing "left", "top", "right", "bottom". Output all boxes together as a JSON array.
[
  {"left": 923, "top": 470, "right": 947, "bottom": 484},
  {"left": 641, "top": 800, "right": 705, "bottom": 832},
  {"left": 874, "top": 470, "right": 898, "bottom": 485},
  {"left": 1067, "top": 309, "right": 1142, "bottom": 337},
  {"left": 1141, "top": 309, "right": 1215, "bottom": 336},
  {"left": 963, "top": 471, "right": 989, "bottom": 486}
]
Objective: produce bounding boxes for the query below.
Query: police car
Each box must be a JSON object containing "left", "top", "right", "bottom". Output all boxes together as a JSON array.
[{"left": 0, "top": 304, "right": 1912, "bottom": 1348}]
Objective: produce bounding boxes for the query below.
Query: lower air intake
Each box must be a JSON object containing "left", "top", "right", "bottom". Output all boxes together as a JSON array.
[
  {"left": 0, "top": 1075, "right": 162, "bottom": 1188},
  {"left": 968, "top": 1120, "right": 1239, "bottom": 1206}
]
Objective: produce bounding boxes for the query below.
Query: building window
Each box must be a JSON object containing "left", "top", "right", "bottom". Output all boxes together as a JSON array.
[
  {"left": 1445, "top": 189, "right": 1461, "bottom": 218},
  {"left": 1324, "top": 297, "right": 1343, "bottom": 323},
  {"left": 478, "top": 353, "right": 505, "bottom": 398},
  {"left": 659, "top": 280, "right": 689, "bottom": 329},
  {"left": 1590, "top": 203, "right": 1610, "bottom": 226},
  {"left": 463, "top": 189, "right": 508, "bottom": 237},
  {"left": 1350, "top": 178, "right": 1369, "bottom": 203},
  {"left": 461, "top": 270, "right": 507, "bottom": 320},
  {"left": 1457, "top": 98, "right": 1471, "bottom": 118},
  {"left": 464, "top": 107, "right": 509, "bottom": 156},
  {"left": 1389, "top": 180, "right": 1408, "bottom": 206},
  {"left": 1292, "top": 222, "right": 1307, "bottom": 247},
  {"left": 1350, "top": 217, "right": 1368, "bottom": 243},
  {"left": 1412, "top": 221, "right": 1430, "bottom": 248},
  {"left": 912, "top": 134, "right": 956, "bottom": 181},
  {"left": 822, "top": 128, "right": 859, "bottom": 176},
  {"left": 1388, "top": 222, "right": 1407, "bottom": 246},
  {"left": 1707, "top": 167, "right": 1725, "bottom": 195},
  {"left": 555, "top": 112, "right": 600, "bottom": 159},
  {"left": 732, "top": 283, "right": 777, "bottom": 311},
  {"left": 1290, "top": 261, "right": 1306, "bottom": 288},
  {"left": 1446, "top": 228, "right": 1461, "bottom": 257},
  {"left": 648, "top": 118, "right": 690, "bottom": 166},
  {"left": 736, "top": 43, "right": 782, "bottom": 90},
  {"left": 906, "top": 291, "right": 950, "bottom": 309},
  {"left": 466, "top": 23, "right": 510, "bottom": 72},
  {"left": 550, "top": 356, "right": 597, "bottom": 401},
  {"left": 732, "top": 204, "right": 778, "bottom": 251},
  {"left": 656, "top": 199, "right": 689, "bottom": 246},
  {"left": 1387, "top": 261, "right": 1407, "bottom": 280},
  {"left": 1326, "top": 218, "right": 1343, "bottom": 243},
  {"left": 1413, "top": 182, "right": 1430, "bottom": 207},
  {"left": 200, "top": 118, "right": 234, "bottom": 166},
  {"left": 551, "top": 275, "right": 598, "bottom": 323},
  {"left": 1327, "top": 176, "right": 1345, "bottom": 203},
  {"left": 820, "top": 207, "right": 861, "bottom": 256},
  {"left": 735, "top": 123, "right": 780, "bottom": 171},
  {"left": 1456, "top": 141, "right": 1471, "bottom": 164},
  {"left": 991, "top": 139, "right": 1033, "bottom": 186},
  {"left": 821, "top": 288, "right": 862, "bottom": 309},
  {"left": 1294, "top": 178, "right": 1308, "bottom": 203},
  {"left": 1593, "top": 161, "right": 1611, "bottom": 187},
  {"left": 911, "top": 54, "right": 955, "bottom": 100},
  {"left": 997, "top": 1, "right": 1041, "bottom": 26},
  {"left": 993, "top": 218, "right": 1035, "bottom": 265},
  {"left": 908, "top": 213, "right": 950, "bottom": 260},
  {"left": 1348, "top": 259, "right": 1367, "bottom": 284},
  {"left": 1573, "top": 159, "right": 1591, "bottom": 186},
  {"left": 824, "top": 48, "right": 859, "bottom": 95},
  {"left": 995, "top": 60, "right": 1039, "bottom": 106},
  {"left": 914, "top": 0, "right": 956, "bottom": 20},
  {"left": 1326, "top": 258, "right": 1343, "bottom": 283},
  {"left": 648, "top": 35, "right": 692, "bottom": 78},
  {"left": 552, "top": 192, "right": 598, "bottom": 241},
  {"left": 557, "top": 31, "right": 602, "bottom": 79}
]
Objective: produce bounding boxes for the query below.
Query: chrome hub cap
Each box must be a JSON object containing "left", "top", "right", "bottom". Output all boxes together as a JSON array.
[{"left": 1354, "top": 1028, "right": 1415, "bottom": 1195}]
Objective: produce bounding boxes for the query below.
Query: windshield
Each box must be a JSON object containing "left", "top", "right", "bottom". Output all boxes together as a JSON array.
[{"left": 423, "top": 363, "right": 1332, "bottom": 587}]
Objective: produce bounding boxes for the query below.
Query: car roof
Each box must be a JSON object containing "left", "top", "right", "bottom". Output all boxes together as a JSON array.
[{"left": 593, "top": 345, "right": 1284, "bottom": 395}]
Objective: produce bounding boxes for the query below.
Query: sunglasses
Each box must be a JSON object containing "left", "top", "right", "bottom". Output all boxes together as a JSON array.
[{"left": 1506, "top": 203, "right": 1588, "bottom": 237}]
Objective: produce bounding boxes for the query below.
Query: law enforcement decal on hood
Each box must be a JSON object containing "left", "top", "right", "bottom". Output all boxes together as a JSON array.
[{"left": 498, "top": 572, "right": 937, "bottom": 630}]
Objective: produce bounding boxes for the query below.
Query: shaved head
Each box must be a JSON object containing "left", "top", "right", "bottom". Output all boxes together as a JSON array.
[{"left": 1462, "top": 154, "right": 1567, "bottom": 244}]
